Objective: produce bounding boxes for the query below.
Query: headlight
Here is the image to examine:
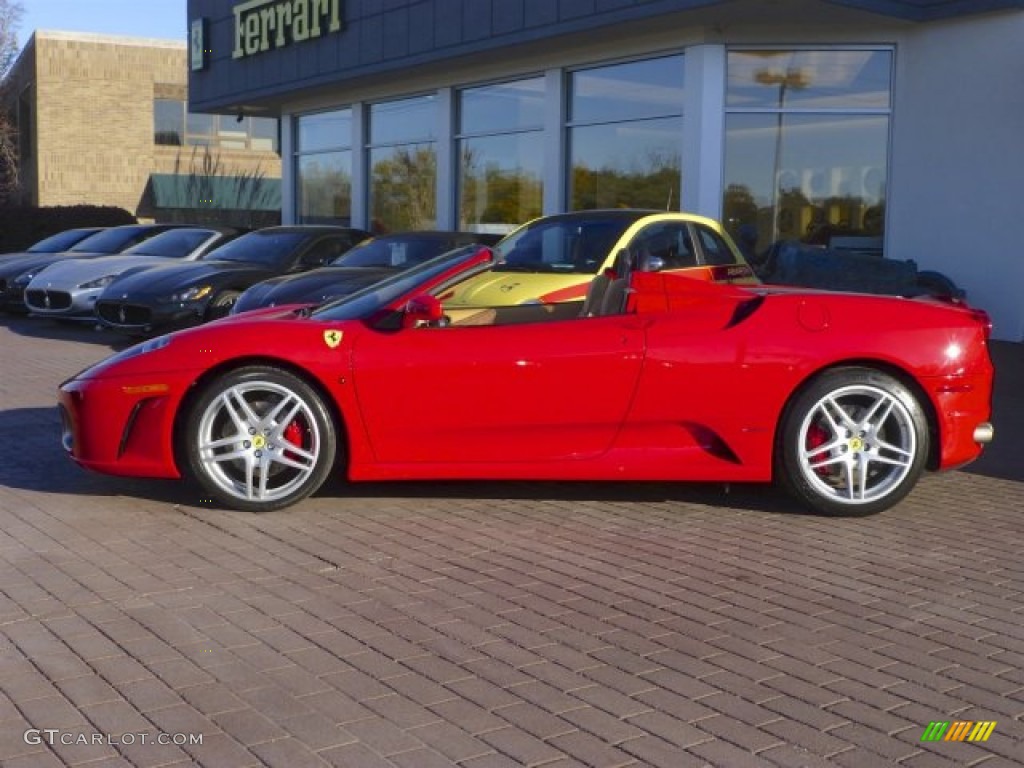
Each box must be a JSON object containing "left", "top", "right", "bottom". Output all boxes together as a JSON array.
[
  {"left": 14, "top": 272, "right": 36, "bottom": 287},
  {"left": 72, "top": 334, "right": 175, "bottom": 379},
  {"left": 169, "top": 285, "right": 213, "bottom": 302},
  {"left": 103, "top": 334, "right": 174, "bottom": 365},
  {"left": 135, "top": 335, "right": 173, "bottom": 355},
  {"left": 79, "top": 274, "right": 116, "bottom": 290}
]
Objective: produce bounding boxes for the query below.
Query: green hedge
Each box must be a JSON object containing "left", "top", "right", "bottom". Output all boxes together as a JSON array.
[{"left": 0, "top": 206, "right": 138, "bottom": 253}]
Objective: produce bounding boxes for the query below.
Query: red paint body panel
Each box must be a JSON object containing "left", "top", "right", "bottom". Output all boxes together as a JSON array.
[
  {"left": 59, "top": 260, "right": 994, "bottom": 493},
  {"left": 350, "top": 316, "right": 645, "bottom": 463}
]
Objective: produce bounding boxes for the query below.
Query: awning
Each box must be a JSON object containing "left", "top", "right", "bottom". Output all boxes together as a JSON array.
[
  {"left": 822, "top": 0, "right": 1024, "bottom": 20},
  {"left": 149, "top": 173, "right": 281, "bottom": 211}
]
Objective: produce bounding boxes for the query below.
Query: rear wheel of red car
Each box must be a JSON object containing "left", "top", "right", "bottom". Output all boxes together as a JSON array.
[
  {"left": 777, "top": 367, "right": 929, "bottom": 517},
  {"left": 183, "top": 366, "right": 336, "bottom": 512}
]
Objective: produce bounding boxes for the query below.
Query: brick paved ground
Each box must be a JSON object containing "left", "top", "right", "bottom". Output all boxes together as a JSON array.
[{"left": 0, "top": 315, "right": 1021, "bottom": 767}]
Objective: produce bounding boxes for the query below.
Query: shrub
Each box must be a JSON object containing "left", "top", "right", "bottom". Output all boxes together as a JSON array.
[{"left": 0, "top": 205, "right": 137, "bottom": 253}]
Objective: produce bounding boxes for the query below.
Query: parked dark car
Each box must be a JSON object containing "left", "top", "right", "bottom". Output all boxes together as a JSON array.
[
  {"left": 0, "top": 227, "right": 107, "bottom": 263},
  {"left": 232, "top": 230, "right": 502, "bottom": 314},
  {"left": 0, "top": 224, "right": 187, "bottom": 313},
  {"left": 95, "top": 225, "right": 370, "bottom": 334}
]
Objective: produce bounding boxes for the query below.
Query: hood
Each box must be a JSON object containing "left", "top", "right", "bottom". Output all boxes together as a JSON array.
[
  {"left": 0, "top": 250, "right": 35, "bottom": 263},
  {"left": 214, "top": 303, "right": 311, "bottom": 324},
  {"left": 27, "top": 254, "right": 169, "bottom": 289},
  {"left": 80, "top": 307, "right": 352, "bottom": 381},
  {"left": 101, "top": 260, "right": 268, "bottom": 298},
  {"left": 0, "top": 252, "right": 103, "bottom": 280},
  {"left": 215, "top": 303, "right": 311, "bottom": 325},
  {"left": 443, "top": 270, "right": 590, "bottom": 306},
  {"left": 235, "top": 267, "right": 393, "bottom": 313},
  {"left": 264, "top": 267, "right": 392, "bottom": 305}
]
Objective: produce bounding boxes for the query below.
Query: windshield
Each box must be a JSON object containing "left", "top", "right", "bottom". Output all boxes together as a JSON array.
[
  {"left": 204, "top": 230, "right": 308, "bottom": 267},
  {"left": 313, "top": 246, "right": 490, "bottom": 321},
  {"left": 68, "top": 226, "right": 158, "bottom": 254},
  {"left": 123, "top": 229, "right": 216, "bottom": 257},
  {"left": 493, "top": 213, "right": 646, "bottom": 275},
  {"left": 331, "top": 235, "right": 457, "bottom": 268},
  {"left": 28, "top": 228, "right": 101, "bottom": 253}
]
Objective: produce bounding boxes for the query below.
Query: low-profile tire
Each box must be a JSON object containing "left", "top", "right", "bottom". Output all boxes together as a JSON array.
[
  {"left": 182, "top": 366, "right": 336, "bottom": 512},
  {"left": 205, "top": 290, "right": 241, "bottom": 321},
  {"left": 776, "top": 367, "right": 929, "bottom": 517}
]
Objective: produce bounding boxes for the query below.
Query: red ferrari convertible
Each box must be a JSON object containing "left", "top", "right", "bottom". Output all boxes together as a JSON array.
[{"left": 58, "top": 244, "right": 994, "bottom": 516}]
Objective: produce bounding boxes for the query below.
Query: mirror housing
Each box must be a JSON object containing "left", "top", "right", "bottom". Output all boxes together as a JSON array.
[
  {"left": 402, "top": 294, "right": 445, "bottom": 328},
  {"left": 639, "top": 254, "right": 666, "bottom": 272}
]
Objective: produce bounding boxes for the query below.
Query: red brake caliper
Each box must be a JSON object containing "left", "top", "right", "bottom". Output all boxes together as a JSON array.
[
  {"left": 283, "top": 421, "right": 306, "bottom": 461},
  {"left": 807, "top": 423, "right": 831, "bottom": 476}
]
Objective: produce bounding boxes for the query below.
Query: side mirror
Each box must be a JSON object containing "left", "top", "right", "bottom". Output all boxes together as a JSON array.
[
  {"left": 402, "top": 294, "right": 445, "bottom": 328},
  {"left": 640, "top": 254, "right": 666, "bottom": 272}
]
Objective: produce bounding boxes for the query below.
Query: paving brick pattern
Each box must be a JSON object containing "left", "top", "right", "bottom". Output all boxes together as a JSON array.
[{"left": 1, "top": 316, "right": 1022, "bottom": 767}]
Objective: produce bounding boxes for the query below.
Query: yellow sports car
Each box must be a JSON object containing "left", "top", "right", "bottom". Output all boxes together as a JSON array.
[{"left": 444, "top": 210, "right": 758, "bottom": 307}]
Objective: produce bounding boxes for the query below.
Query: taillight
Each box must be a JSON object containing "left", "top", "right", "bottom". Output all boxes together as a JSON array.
[{"left": 970, "top": 308, "right": 992, "bottom": 340}]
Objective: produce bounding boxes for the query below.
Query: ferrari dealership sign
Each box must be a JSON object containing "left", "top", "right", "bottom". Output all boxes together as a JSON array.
[{"left": 233, "top": 0, "right": 343, "bottom": 59}]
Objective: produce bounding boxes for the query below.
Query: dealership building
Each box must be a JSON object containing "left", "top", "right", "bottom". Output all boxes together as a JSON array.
[{"left": 187, "top": 0, "right": 1024, "bottom": 339}]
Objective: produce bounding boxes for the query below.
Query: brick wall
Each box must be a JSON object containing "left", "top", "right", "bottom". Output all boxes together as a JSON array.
[{"left": 8, "top": 32, "right": 280, "bottom": 219}]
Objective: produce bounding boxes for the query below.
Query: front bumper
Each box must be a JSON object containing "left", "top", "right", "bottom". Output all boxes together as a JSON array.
[
  {"left": 95, "top": 298, "right": 207, "bottom": 334},
  {"left": 0, "top": 281, "right": 29, "bottom": 313},
  {"left": 25, "top": 287, "right": 100, "bottom": 319},
  {"left": 59, "top": 374, "right": 189, "bottom": 479}
]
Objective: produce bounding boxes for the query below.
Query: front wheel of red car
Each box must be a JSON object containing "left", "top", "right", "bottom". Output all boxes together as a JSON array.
[
  {"left": 182, "top": 366, "right": 336, "bottom": 512},
  {"left": 777, "top": 367, "right": 929, "bottom": 517}
]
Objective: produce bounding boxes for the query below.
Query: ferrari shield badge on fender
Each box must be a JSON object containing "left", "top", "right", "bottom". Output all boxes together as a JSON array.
[{"left": 323, "top": 329, "right": 343, "bottom": 348}]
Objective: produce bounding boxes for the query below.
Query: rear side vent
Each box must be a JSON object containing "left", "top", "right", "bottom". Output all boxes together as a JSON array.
[{"left": 727, "top": 296, "right": 765, "bottom": 328}]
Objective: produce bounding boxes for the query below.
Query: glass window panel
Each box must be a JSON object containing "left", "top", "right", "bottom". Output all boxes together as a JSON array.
[
  {"left": 217, "top": 124, "right": 247, "bottom": 150},
  {"left": 727, "top": 50, "right": 892, "bottom": 110},
  {"left": 370, "top": 95, "right": 437, "bottom": 145},
  {"left": 250, "top": 116, "right": 279, "bottom": 152},
  {"left": 569, "top": 116, "right": 682, "bottom": 211},
  {"left": 458, "top": 132, "right": 543, "bottom": 231},
  {"left": 629, "top": 222, "right": 698, "bottom": 269},
  {"left": 297, "top": 108, "right": 352, "bottom": 152},
  {"left": 296, "top": 150, "right": 353, "bottom": 225},
  {"left": 369, "top": 143, "right": 437, "bottom": 231},
  {"left": 570, "top": 55, "right": 684, "bottom": 124},
  {"left": 723, "top": 113, "right": 889, "bottom": 253},
  {"left": 187, "top": 111, "right": 216, "bottom": 140},
  {"left": 154, "top": 98, "right": 183, "bottom": 145},
  {"left": 460, "top": 77, "right": 545, "bottom": 135},
  {"left": 695, "top": 225, "right": 741, "bottom": 266}
]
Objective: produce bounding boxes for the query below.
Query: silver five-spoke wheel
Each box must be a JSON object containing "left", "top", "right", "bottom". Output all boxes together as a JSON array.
[
  {"left": 183, "top": 366, "right": 336, "bottom": 512},
  {"left": 778, "top": 367, "right": 928, "bottom": 516}
]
